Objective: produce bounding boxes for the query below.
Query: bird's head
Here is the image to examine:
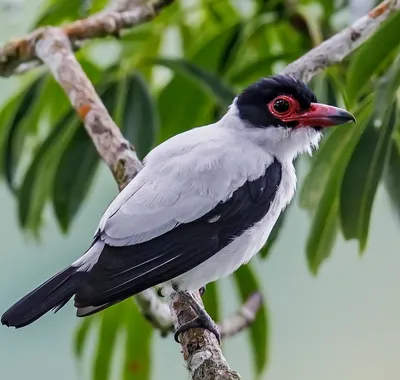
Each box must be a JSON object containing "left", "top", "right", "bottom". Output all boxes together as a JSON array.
[{"left": 232, "top": 74, "right": 355, "bottom": 160}]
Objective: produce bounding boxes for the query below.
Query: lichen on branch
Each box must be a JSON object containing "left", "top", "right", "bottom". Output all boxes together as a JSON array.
[
  {"left": 0, "top": 0, "right": 174, "bottom": 77},
  {"left": 0, "top": 0, "right": 399, "bottom": 379},
  {"left": 283, "top": 0, "right": 400, "bottom": 82}
]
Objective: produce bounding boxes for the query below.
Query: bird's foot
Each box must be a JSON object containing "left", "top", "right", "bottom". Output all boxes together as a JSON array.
[
  {"left": 173, "top": 290, "right": 220, "bottom": 344},
  {"left": 174, "top": 314, "right": 221, "bottom": 344}
]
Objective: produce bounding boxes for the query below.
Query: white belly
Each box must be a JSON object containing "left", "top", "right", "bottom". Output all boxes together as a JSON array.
[{"left": 170, "top": 161, "right": 296, "bottom": 292}]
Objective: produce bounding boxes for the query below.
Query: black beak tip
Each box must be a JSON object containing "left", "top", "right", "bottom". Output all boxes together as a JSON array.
[{"left": 337, "top": 109, "right": 356, "bottom": 124}]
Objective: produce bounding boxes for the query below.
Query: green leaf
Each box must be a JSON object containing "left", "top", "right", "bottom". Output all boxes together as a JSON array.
[
  {"left": 259, "top": 206, "right": 287, "bottom": 259},
  {"left": 120, "top": 24, "right": 154, "bottom": 42},
  {"left": 306, "top": 106, "right": 373, "bottom": 273},
  {"left": 52, "top": 125, "right": 100, "bottom": 232},
  {"left": 74, "top": 316, "right": 95, "bottom": 358},
  {"left": 52, "top": 83, "right": 117, "bottom": 232},
  {"left": 178, "top": 21, "right": 195, "bottom": 56},
  {"left": 78, "top": 301, "right": 152, "bottom": 380},
  {"left": 202, "top": 282, "right": 220, "bottom": 322},
  {"left": 88, "top": 0, "right": 108, "bottom": 13},
  {"left": 78, "top": 57, "right": 103, "bottom": 86},
  {"left": 233, "top": 264, "right": 268, "bottom": 377},
  {"left": 300, "top": 92, "right": 374, "bottom": 212},
  {"left": 300, "top": 127, "right": 349, "bottom": 211},
  {"left": 34, "top": 0, "right": 81, "bottom": 27},
  {"left": 151, "top": 58, "right": 235, "bottom": 108},
  {"left": 157, "top": 24, "right": 242, "bottom": 142},
  {"left": 374, "top": 55, "right": 400, "bottom": 120},
  {"left": 310, "top": 73, "right": 339, "bottom": 108},
  {"left": 201, "top": 0, "right": 240, "bottom": 25},
  {"left": 3, "top": 75, "right": 45, "bottom": 192},
  {"left": 319, "top": 0, "right": 335, "bottom": 21},
  {"left": 296, "top": 4, "right": 324, "bottom": 46},
  {"left": 39, "top": 75, "right": 73, "bottom": 125},
  {"left": 260, "top": 153, "right": 299, "bottom": 258},
  {"left": 307, "top": 197, "right": 338, "bottom": 275},
  {"left": 122, "top": 301, "right": 153, "bottom": 380},
  {"left": 346, "top": 11, "right": 400, "bottom": 105},
  {"left": 340, "top": 103, "right": 397, "bottom": 250},
  {"left": 0, "top": 94, "right": 22, "bottom": 171},
  {"left": 340, "top": 57, "right": 400, "bottom": 248},
  {"left": 93, "top": 305, "right": 124, "bottom": 380},
  {"left": 121, "top": 73, "right": 159, "bottom": 159},
  {"left": 228, "top": 54, "right": 296, "bottom": 85},
  {"left": 217, "top": 23, "right": 244, "bottom": 75},
  {"left": 384, "top": 134, "right": 400, "bottom": 220},
  {"left": 18, "top": 111, "right": 76, "bottom": 232}
]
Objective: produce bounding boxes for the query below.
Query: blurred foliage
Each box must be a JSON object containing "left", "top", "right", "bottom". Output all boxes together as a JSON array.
[{"left": 1, "top": 0, "right": 400, "bottom": 379}]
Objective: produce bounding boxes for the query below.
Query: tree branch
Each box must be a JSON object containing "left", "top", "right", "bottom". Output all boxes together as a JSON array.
[
  {"left": 218, "top": 292, "right": 263, "bottom": 339},
  {"left": 283, "top": 0, "right": 400, "bottom": 81},
  {"left": 169, "top": 291, "right": 240, "bottom": 380},
  {"left": 0, "top": 0, "right": 398, "bottom": 379},
  {"left": 32, "top": 9, "right": 260, "bottom": 380},
  {"left": 134, "top": 289, "right": 174, "bottom": 336},
  {"left": 0, "top": 0, "right": 174, "bottom": 77},
  {"left": 35, "top": 27, "right": 143, "bottom": 189}
]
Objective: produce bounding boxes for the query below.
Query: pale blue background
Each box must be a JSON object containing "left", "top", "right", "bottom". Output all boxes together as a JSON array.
[{"left": 1, "top": 1, "right": 399, "bottom": 379}]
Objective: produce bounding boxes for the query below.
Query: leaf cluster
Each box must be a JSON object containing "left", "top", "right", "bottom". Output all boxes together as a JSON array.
[{"left": 1, "top": 0, "right": 400, "bottom": 379}]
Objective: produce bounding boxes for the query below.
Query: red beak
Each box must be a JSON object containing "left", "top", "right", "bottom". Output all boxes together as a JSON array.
[{"left": 283, "top": 103, "right": 356, "bottom": 128}]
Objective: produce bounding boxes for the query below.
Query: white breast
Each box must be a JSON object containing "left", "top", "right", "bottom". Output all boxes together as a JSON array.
[{"left": 171, "top": 160, "right": 297, "bottom": 292}]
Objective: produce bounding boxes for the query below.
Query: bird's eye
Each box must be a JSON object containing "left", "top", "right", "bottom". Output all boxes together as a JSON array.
[
  {"left": 273, "top": 99, "right": 290, "bottom": 114},
  {"left": 268, "top": 95, "right": 299, "bottom": 119}
]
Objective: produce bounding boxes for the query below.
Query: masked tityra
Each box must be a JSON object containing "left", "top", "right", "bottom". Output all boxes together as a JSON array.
[{"left": 1, "top": 75, "right": 355, "bottom": 342}]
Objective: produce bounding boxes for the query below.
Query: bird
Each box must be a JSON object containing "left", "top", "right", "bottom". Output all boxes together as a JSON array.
[{"left": 1, "top": 74, "right": 355, "bottom": 343}]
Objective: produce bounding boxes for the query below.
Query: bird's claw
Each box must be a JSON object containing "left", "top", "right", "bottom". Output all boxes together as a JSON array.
[
  {"left": 199, "top": 286, "right": 206, "bottom": 297},
  {"left": 174, "top": 316, "right": 221, "bottom": 344}
]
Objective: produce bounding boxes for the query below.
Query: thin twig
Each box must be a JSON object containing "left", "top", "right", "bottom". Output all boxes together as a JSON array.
[
  {"left": 134, "top": 289, "right": 173, "bottom": 336},
  {"left": 283, "top": 0, "right": 400, "bottom": 82},
  {"left": 136, "top": 290, "right": 264, "bottom": 340},
  {"left": 0, "top": 0, "right": 174, "bottom": 77},
  {"left": 218, "top": 292, "right": 263, "bottom": 339},
  {"left": 0, "top": 0, "right": 398, "bottom": 379}
]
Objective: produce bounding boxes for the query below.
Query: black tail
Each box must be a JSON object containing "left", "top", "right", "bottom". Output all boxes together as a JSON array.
[{"left": 1, "top": 266, "right": 87, "bottom": 328}]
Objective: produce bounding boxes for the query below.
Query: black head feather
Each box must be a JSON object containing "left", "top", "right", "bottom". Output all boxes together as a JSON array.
[{"left": 236, "top": 75, "right": 318, "bottom": 128}]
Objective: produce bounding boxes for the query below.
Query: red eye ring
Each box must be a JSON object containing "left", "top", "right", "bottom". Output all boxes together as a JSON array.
[{"left": 268, "top": 95, "right": 299, "bottom": 118}]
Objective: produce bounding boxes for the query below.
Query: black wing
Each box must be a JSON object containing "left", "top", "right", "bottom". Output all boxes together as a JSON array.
[{"left": 75, "top": 159, "right": 282, "bottom": 307}]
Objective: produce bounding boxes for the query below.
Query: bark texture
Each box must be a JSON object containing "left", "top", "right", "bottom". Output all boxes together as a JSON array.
[
  {"left": 0, "top": 0, "right": 398, "bottom": 378},
  {"left": 0, "top": 0, "right": 174, "bottom": 76},
  {"left": 283, "top": 0, "right": 400, "bottom": 81}
]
